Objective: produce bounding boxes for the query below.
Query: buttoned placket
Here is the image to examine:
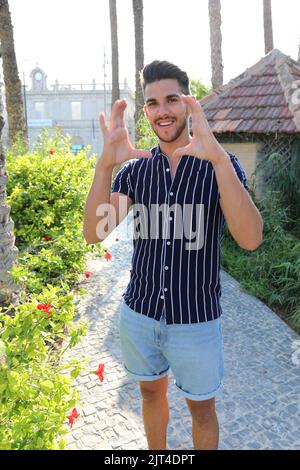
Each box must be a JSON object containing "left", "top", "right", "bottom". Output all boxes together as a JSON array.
[{"left": 159, "top": 152, "right": 183, "bottom": 318}]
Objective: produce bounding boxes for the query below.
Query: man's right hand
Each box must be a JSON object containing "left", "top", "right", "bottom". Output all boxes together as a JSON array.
[{"left": 98, "top": 99, "right": 152, "bottom": 169}]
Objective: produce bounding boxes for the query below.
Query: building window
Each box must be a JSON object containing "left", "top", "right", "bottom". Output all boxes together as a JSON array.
[
  {"left": 34, "top": 102, "right": 45, "bottom": 119},
  {"left": 71, "top": 102, "right": 81, "bottom": 120}
]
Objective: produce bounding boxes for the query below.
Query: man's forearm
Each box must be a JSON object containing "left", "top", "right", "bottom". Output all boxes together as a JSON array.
[
  {"left": 83, "top": 160, "right": 114, "bottom": 244},
  {"left": 212, "top": 150, "right": 263, "bottom": 251}
]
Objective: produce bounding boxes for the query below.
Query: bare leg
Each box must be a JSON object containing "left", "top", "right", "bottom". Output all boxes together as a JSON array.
[
  {"left": 140, "top": 375, "right": 169, "bottom": 450},
  {"left": 186, "top": 398, "right": 219, "bottom": 450}
]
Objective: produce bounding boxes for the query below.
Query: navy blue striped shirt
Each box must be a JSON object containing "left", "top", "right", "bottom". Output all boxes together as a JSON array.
[{"left": 111, "top": 145, "right": 249, "bottom": 324}]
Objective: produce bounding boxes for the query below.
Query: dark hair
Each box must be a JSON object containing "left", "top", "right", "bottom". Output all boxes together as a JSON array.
[{"left": 140, "top": 60, "right": 190, "bottom": 96}]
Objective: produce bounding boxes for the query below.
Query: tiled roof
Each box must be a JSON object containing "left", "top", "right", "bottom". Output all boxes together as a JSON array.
[{"left": 200, "top": 49, "right": 300, "bottom": 134}]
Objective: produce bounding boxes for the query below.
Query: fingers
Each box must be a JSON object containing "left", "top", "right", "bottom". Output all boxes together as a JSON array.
[
  {"left": 99, "top": 112, "right": 108, "bottom": 135},
  {"left": 182, "top": 95, "right": 209, "bottom": 130},
  {"left": 172, "top": 145, "right": 190, "bottom": 160},
  {"left": 110, "top": 99, "right": 127, "bottom": 130}
]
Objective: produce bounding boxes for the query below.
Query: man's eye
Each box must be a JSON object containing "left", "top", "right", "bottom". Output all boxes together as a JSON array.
[{"left": 168, "top": 98, "right": 178, "bottom": 103}]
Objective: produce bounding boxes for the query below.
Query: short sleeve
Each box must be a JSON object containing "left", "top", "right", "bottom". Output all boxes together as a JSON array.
[
  {"left": 111, "top": 160, "right": 135, "bottom": 202},
  {"left": 227, "top": 152, "right": 250, "bottom": 192}
]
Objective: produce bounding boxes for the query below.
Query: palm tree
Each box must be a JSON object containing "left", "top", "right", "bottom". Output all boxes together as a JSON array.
[
  {"left": 109, "top": 0, "right": 120, "bottom": 106},
  {"left": 0, "top": 69, "right": 19, "bottom": 306},
  {"left": 208, "top": 0, "right": 223, "bottom": 90},
  {"left": 132, "top": 0, "right": 144, "bottom": 139},
  {"left": 0, "top": 0, "right": 27, "bottom": 147},
  {"left": 263, "top": 0, "right": 274, "bottom": 54}
]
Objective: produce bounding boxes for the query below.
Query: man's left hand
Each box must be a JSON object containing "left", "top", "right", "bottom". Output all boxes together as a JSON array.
[{"left": 173, "top": 95, "right": 227, "bottom": 164}]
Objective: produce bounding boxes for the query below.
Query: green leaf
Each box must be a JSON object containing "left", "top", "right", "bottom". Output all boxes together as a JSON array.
[{"left": 40, "top": 380, "right": 54, "bottom": 394}]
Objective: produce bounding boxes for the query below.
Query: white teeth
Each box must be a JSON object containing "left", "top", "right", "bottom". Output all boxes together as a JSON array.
[{"left": 159, "top": 121, "right": 173, "bottom": 126}]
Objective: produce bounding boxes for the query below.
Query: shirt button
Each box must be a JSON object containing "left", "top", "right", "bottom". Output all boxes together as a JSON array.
[
  {"left": 170, "top": 192, "right": 174, "bottom": 196},
  {"left": 160, "top": 295, "right": 164, "bottom": 299},
  {"left": 164, "top": 288, "right": 168, "bottom": 292},
  {"left": 169, "top": 217, "right": 173, "bottom": 221},
  {"left": 166, "top": 168, "right": 170, "bottom": 172},
  {"left": 164, "top": 266, "right": 169, "bottom": 270},
  {"left": 167, "top": 241, "right": 171, "bottom": 245}
]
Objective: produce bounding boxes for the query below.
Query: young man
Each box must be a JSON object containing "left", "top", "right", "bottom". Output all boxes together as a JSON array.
[{"left": 83, "top": 61, "right": 263, "bottom": 450}]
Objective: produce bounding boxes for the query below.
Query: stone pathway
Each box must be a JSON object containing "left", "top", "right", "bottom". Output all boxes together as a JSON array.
[{"left": 65, "top": 214, "right": 300, "bottom": 450}]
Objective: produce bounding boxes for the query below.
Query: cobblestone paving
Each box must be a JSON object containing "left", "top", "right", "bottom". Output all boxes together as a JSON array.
[{"left": 65, "top": 215, "right": 300, "bottom": 450}]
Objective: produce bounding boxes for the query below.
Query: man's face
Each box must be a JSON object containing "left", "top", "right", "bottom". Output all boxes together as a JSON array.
[{"left": 143, "top": 79, "right": 189, "bottom": 143}]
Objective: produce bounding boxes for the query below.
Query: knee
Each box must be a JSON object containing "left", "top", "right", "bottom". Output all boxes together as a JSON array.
[
  {"left": 140, "top": 377, "right": 168, "bottom": 402},
  {"left": 186, "top": 398, "right": 216, "bottom": 424}
]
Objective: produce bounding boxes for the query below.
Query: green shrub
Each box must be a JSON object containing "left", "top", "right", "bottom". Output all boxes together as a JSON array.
[
  {"left": 0, "top": 130, "right": 97, "bottom": 449},
  {"left": 222, "top": 151, "right": 300, "bottom": 329},
  {"left": 5, "top": 128, "right": 96, "bottom": 294}
]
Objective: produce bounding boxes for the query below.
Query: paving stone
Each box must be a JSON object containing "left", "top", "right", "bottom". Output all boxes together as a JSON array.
[
  {"left": 82, "top": 404, "right": 97, "bottom": 416},
  {"left": 65, "top": 215, "right": 300, "bottom": 451}
]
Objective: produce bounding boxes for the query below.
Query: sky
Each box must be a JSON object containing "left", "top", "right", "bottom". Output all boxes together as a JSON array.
[{"left": 6, "top": 0, "right": 300, "bottom": 91}]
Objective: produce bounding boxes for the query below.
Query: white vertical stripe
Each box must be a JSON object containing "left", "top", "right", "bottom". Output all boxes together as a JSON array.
[
  {"left": 147, "top": 151, "right": 161, "bottom": 317},
  {"left": 201, "top": 167, "right": 214, "bottom": 322},
  {"left": 171, "top": 157, "right": 190, "bottom": 324},
  {"left": 155, "top": 153, "right": 170, "bottom": 317},
  {"left": 127, "top": 159, "right": 147, "bottom": 305},
  {"left": 208, "top": 193, "right": 219, "bottom": 320},
  {"left": 133, "top": 160, "right": 150, "bottom": 311},
  {"left": 187, "top": 158, "right": 201, "bottom": 323},
  {"left": 140, "top": 158, "right": 155, "bottom": 313},
  {"left": 194, "top": 161, "right": 207, "bottom": 322},
  {"left": 181, "top": 158, "right": 196, "bottom": 324}
]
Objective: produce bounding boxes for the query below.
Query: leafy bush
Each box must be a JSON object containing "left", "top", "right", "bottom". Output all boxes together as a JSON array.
[
  {"left": 222, "top": 152, "right": 300, "bottom": 330},
  {"left": 5, "top": 129, "right": 95, "bottom": 293},
  {"left": 0, "top": 130, "right": 97, "bottom": 449}
]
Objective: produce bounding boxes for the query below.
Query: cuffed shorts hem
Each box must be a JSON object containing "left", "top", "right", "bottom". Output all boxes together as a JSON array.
[
  {"left": 174, "top": 381, "right": 224, "bottom": 401},
  {"left": 123, "top": 364, "right": 170, "bottom": 382}
]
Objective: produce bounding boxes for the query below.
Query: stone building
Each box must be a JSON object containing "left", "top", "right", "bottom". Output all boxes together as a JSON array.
[{"left": 1, "top": 66, "right": 135, "bottom": 155}]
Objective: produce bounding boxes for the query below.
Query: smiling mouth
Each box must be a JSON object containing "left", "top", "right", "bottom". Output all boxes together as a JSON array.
[{"left": 157, "top": 119, "right": 175, "bottom": 129}]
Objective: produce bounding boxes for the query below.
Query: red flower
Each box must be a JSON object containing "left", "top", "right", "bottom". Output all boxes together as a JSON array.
[
  {"left": 85, "top": 271, "right": 91, "bottom": 279},
  {"left": 49, "top": 149, "right": 55, "bottom": 155},
  {"left": 68, "top": 408, "right": 79, "bottom": 428},
  {"left": 95, "top": 363, "right": 105, "bottom": 382},
  {"left": 44, "top": 235, "right": 51, "bottom": 241},
  {"left": 37, "top": 303, "right": 53, "bottom": 317},
  {"left": 104, "top": 251, "right": 112, "bottom": 262}
]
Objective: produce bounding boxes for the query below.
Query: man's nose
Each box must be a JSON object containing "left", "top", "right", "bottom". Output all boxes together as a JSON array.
[{"left": 156, "top": 103, "right": 170, "bottom": 116}]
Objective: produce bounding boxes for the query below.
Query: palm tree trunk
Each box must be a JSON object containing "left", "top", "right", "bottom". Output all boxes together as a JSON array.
[
  {"left": 132, "top": 0, "right": 144, "bottom": 141},
  {"left": 208, "top": 0, "right": 223, "bottom": 90},
  {"left": 0, "top": 0, "right": 28, "bottom": 147},
  {"left": 109, "top": 0, "right": 121, "bottom": 180},
  {"left": 0, "top": 73, "right": 19, "bottom": 306},
  {"left": 263, "top": 0, "right": 274, "bottom": 54},
  {"left": 109, "top": 0, "right": 120, "bottom": 106}
]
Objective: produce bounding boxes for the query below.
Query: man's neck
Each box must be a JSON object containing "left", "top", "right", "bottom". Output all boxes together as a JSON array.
[{"left": 158, "top": 131, "right": 191, "bottom": 163}]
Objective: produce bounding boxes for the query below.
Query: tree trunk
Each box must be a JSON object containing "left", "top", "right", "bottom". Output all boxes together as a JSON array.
[
  {"left": 208, "top": 0, "right": 223, "bottom": 90},
  {"left": 263, "top": 0, "right": 274, "bottom": 54},
  {"left": 109, "top": 0, "right": 120, "bottom": 106},
  {"left": 132, "top": 0, "right": 144, "bottom": 141},
  {"left": 0, "top": 72, "right": 20, "bottom": 306},
  {"left": 0, "top": 0, "right": 28, "bottom": 147}
]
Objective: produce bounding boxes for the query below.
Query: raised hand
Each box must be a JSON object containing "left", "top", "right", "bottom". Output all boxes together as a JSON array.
[
  {"left": 98, "top": 99, "right": 152, "bottom": 169},
  {"left": 172, "top": 95, "right": 225, "bottom": 164}
]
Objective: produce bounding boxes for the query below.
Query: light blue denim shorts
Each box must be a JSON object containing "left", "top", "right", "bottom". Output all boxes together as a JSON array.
[{"left": 119, "top": 301, "right": 224, "bottom": 401}]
